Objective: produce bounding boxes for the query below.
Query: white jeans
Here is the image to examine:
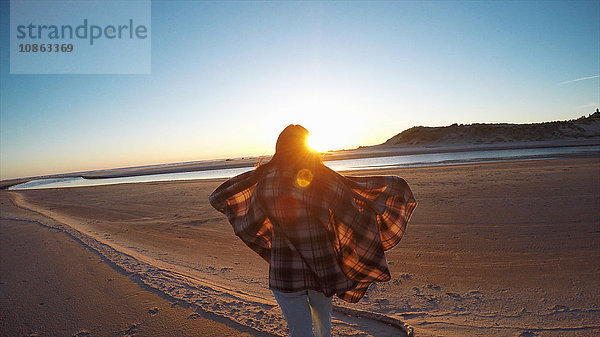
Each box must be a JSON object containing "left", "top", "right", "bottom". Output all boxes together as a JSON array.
[{"left": 272, "top": 289, "right": 333, "bottom": 337}]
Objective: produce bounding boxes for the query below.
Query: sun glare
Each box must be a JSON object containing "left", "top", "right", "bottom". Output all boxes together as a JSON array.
[
  {"left": 307, "top": 133, "right": 330, "bottom": 153},
  {"left": 306, "top": 128, "right": 358, "bottom": 153}
]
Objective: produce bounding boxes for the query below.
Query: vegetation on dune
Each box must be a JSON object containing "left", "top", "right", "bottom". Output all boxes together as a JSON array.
[{"left": 385, "top": 110, "right": 600, "bottom": 145}]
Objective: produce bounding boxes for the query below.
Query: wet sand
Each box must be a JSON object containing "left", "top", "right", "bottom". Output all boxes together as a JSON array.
[{"left": 1, "top": 157, "right": 599, "bottom": 336}]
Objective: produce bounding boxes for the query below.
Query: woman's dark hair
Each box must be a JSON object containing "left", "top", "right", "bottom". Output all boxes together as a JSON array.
[{"left": 256, "top": 124, "right": 322, "bottom": 174}]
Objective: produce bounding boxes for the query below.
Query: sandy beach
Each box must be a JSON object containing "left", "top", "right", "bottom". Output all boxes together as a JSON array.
[
  {"left": 1, "top": 156, "right": 599, "bottom": 336},
  {"left": 2, "top": 0, "right": 598, "bottom": 335},
  {"left": 0, "top": 201, "right": 259, "bottom": 337}
]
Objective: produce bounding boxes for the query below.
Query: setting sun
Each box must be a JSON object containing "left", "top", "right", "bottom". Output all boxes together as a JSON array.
[
  {"left": 305, "top": 125, "right": 364, "bottom": 153},
  {"left": 307, "top": 133, "right": 333, "bottom": 153}
]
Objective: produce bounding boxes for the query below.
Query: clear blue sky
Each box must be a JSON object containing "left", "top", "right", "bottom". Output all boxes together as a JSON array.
[{"left": 1, "top": 0, "right": 599, "bottom": 180}]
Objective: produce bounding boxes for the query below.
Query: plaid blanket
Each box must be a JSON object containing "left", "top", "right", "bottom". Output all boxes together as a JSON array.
[{"left": 209, "top": 163, "right": 416, "bottom": 303}]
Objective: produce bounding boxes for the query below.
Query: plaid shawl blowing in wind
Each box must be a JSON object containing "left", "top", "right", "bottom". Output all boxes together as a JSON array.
[{"left": 209, "top": 163, "right": 416, "bottom": 303}]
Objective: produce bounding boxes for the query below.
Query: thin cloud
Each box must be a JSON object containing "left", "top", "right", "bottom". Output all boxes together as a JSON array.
[
  {"left": 576, "top": 103, "right": 599, "bottom": 109},
  {"left": 558, "top": 75, "right": 600, "bottom": 85}
]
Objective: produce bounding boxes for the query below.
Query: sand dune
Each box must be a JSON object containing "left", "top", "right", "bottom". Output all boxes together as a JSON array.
[
  {"left": 383, "top": 112, "right": 600, "bottom": 146},
  {"left": 1, "top": 157, "right": 599, "bottom": 336}
]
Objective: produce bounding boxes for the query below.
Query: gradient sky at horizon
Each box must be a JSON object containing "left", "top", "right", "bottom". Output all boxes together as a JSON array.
[{"left": 1, "top": 0, "right": 599, "bottom": 180}]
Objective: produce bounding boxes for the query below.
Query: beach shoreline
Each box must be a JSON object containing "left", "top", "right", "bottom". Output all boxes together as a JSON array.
[{"left": 2, "top": 138, "right": 598, "bottom": 189}]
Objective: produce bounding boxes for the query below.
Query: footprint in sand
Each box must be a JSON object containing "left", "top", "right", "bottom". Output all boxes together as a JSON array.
[
  {"left": 72, "top": 331, "right": 90, "bottom": 337},
  {"left": 550, "top": 305, "right": 569, "bottom": 312},
  {"left": 374, "top": 298, "right": 389, "bottom": 306},
  {"left": 187, "top": 313, "right": 201, "bottom": 319},
  {"left": 446, "top": 292, "right": 463, "bottom": 300},
  {"left": 427, "top": 284, "right": 441, "bottom": 291},
  {"left": 121, "top": 324, "right": 138, "bottom": 336},
  {"left": 518, "top": 332, "right": 537, "bottom": 337},
  {"left": 147, "top": 307, "right": 159, "bottom": 316},
  {"left": 399, "top": 273, "right": 412, "bottom": 280}
]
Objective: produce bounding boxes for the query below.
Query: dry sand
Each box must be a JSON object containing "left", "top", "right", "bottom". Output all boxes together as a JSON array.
[{"left": 1, "top": 157, "right": 599, "bottom": 336}]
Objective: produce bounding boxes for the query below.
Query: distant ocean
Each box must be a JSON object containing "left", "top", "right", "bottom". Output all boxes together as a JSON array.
[{"left": 10, "top": 145, "right": 599, "bottom": 190}]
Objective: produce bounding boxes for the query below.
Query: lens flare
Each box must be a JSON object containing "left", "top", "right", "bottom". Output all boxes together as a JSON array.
[{"left": 296, "top": 168, "right": 313, "bottom": 188}]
